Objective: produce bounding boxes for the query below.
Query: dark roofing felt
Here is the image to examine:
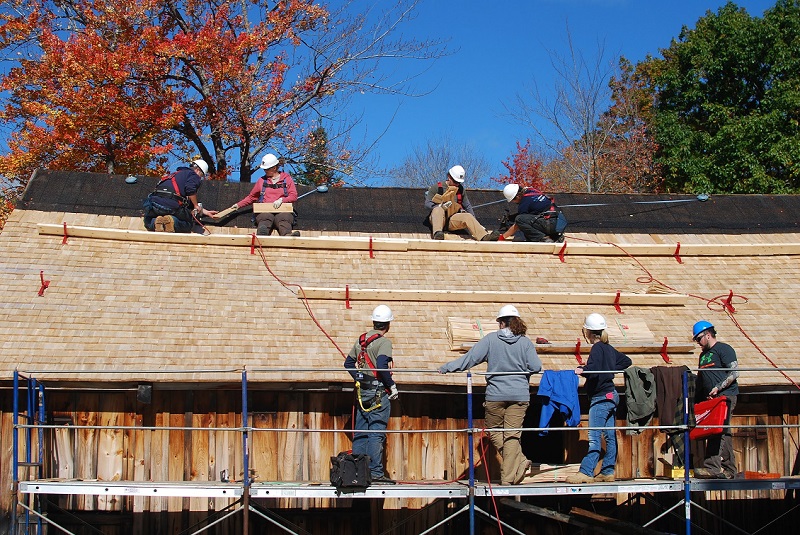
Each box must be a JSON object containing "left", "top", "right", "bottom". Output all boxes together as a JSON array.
[{"left": 18, "top": 168, "right": 800, "bottom": 234}]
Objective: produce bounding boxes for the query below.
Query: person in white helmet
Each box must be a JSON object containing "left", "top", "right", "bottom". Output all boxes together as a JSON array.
[
  {"left": 566, "top": 313, "right": 632, "bottom": 484},
  {"left": 144, "top": 159, "right": 217, "bottom": 233},
  {"left": 424, "top": 165, "right": 500, "bottom": 241},
  {"left": 439, "top": 305, "right": 542, "bottom": 485},
  {"left": 227, "top": 153, "right": 300, "bottom": 236},
  {"left": 500, "top": 184, "right": 566, "bottom": 242},
  {"left": 343, "top": 305, "right": 399, "bottom": 484}
]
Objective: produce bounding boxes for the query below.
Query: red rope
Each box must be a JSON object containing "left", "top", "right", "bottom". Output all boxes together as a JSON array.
[
  {"left": 562, "top": 234, "right": 800, "bottom": 392},
  {"left": 252, "top": 236, "right": 347, "bottom": 359}
]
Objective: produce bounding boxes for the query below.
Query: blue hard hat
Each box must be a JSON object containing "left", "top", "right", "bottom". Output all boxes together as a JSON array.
[{"left": 692, "top": 320, "right": 714, "bottom": 340}]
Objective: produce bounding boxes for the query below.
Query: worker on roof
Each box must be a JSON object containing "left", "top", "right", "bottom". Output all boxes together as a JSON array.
[
  {"left": 500, "top": 184, "right": 567, "bottom": 242},
  {"left": 143, "top": 160, "right": 217, "bottom": 233},
  {"left": 566, "top": 313, "right": 632, "bottom": 484},
  {"left": 439, "top": 305, "right": 542, "bottom": 485},
  {"left": 227, "top": 154, "right": 300, "bottom": 236},
  {"left": 343, "top": 305, "right": 399, "bottom": 484},
  {"left": 692, "top": 320, "right": 739, "bottom": 479},
  {"left": 424, "top": 165, "right": 500, "bottom": 241}
]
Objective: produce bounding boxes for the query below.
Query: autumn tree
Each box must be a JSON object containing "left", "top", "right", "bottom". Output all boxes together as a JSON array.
[
  {"left": 648, "top": 1, "right": 800, "bottom": 193},
  {"left": 298, "top": 126, "right": 341, "bottom": 187},
  {"left": 387, "top": 135, "right": 494, "bottom": 189},
  {"left": 491, "top": 140, "right": 544, "bottom": 190},
  {"left": 0, "top": 0, "right": 443, "bottom": 185},
  {"left": 508, "top": 27, "right": 615, "bottom": 192}
]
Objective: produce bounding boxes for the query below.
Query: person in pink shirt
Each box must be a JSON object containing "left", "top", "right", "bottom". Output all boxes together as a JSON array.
[{"left": 229, "top": 153, "right": 300, "bottom": 236}]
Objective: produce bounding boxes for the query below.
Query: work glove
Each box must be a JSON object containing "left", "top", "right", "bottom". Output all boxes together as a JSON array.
[
  {"left": 230, "top": 203, "right": 239, "bottom": 211},
  {"left": 273, "top": 198, "right": 283, "bottom": 209},
  {"left": 388, "top": 384, "right": 399, "bottom": 400},
  {"left": 441, "top": 201, "right": 452, "bottom": 209}
]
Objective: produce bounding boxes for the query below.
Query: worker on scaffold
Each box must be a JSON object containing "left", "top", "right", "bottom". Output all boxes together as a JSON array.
[{"left": 343, "top": 305, "right": 399, "bottom": 484}]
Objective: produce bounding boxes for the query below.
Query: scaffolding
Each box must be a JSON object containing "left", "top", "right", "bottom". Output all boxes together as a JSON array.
[{"left": 11, "top": 367, "right": 800, "bottom": 535}]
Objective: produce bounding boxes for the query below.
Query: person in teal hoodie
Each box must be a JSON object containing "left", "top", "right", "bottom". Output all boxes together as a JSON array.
[{"left": 439, "top": 305, "right": 543, "bottom": 485}]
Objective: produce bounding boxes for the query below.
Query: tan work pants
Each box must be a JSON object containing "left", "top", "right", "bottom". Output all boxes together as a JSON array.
[
  {"left": 429, "top": 206, "right": 488, "bottom": 240},
  {"left": 484, "top": 401, "right": 530, "bottom": 484}
]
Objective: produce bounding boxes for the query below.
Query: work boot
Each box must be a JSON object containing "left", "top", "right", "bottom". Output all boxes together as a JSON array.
[
  {"left": 480, "top": 230, "right": 500, "bottom": 241},
  {"left": 154, "top": 215, "right": 173, "bottom": 232},
  {"left": 432, "top": 231, "right": 445, "bottom": 240},
  {"left": 256, "top": 223, "right": 271, "bottom": 236},
  {"left": 693, "top": 467, "right": 721, "bottom": 479},
  {"left": 372, "top": 475, "right": 396, "bottom": 484},
  {"left": 290, "top": 230, "right": 301, "bottom": 237},
  {"left": 565, "top": 472, "right": 595, "bottom": 484},
  {"left": 595, "top": 472, "right": 616, "bottom": 482}
]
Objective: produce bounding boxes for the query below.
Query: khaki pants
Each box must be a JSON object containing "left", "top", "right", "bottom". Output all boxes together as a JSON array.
[
  {"left": 429, "top": 206, "right": 488, "bottom": 240},
  {"left": 484, "top": 401, "right": 530, "bottom": 484}
]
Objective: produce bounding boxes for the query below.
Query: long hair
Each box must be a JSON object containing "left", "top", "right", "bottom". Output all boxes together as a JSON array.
[
  {"left": 500, "top": 316, "right": 527, "bottom": 336},
  {"left": 583, "top": 328, "right": 609, "bottom": 344}
]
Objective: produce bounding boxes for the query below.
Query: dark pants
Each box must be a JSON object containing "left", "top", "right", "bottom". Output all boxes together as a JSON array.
[
  {"left": 255, "top": 212, "right": 294, "bottom": 236},
  {"left": 515, "top": 213, "right": 556, "bottom": 242},
  {"left": 703, "top": 395, "right": 737, "bottom": 474}
]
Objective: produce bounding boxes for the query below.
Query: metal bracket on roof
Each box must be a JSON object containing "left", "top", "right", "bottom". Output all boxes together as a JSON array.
[
  {"left": 660, "top": 337, "right": 671, "bottom": 363},
  {"left": 62, "top": 222, "right": 69, "bottom": 245},
  {"left": 369, "top": 236, "right": 374, "bottom": 259},
  {"left": 558, "top": 241, "right": 567, "bottom": 263},
  {"left": 723, "top": 290, "right": 736, "bottom": 314},
  {"left": 614, "top": 291, "right": 623, "bottom": 314},
  {"left": 574, "top": 338, "right": 584, "bottom": 365},
  {"left": 673, "top": 242, "right": 683, "bottom": 264},
  {"left": 345, "top": 284, "right": 352, "bottom": 309},
  {"left": 250, "top": 234, "right": 256, "bottom": 254},
  {"left": 38, "top": 271, "right": 50, "bottom": 297}
]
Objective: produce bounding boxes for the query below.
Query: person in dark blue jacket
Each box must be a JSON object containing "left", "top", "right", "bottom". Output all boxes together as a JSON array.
[
  {"left": 143, "top": 160, "right": 217, "bottom": 232},
  {"left": 500, "top": 184, "right": 566, "bottom": 242},
  {"left": 566, "top": 313, "right": 632, "bottom": 484}
]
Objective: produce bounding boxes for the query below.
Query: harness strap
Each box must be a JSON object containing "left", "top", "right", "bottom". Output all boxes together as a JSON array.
[{"left": 258, "top": 176, "right": 289, "bottom": 202}]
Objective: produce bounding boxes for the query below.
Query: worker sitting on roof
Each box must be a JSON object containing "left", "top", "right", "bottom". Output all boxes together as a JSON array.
[
  {"left": 500, "top": 184, "right": 567, "bottom": 243},
  {"left": 424, "top": 165, "right": 500, "bottom": 241},
  {"left": 227, "top": 154, "right": 300, "bottom": 237},
  {"left": 143, "top": 160, "right": 217, "bottom": 233}
]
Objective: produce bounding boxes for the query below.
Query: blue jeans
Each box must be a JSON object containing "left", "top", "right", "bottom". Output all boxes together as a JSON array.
[
  {"left": 352, "top": 390, "right": 391, "bottom": 478},
  {"left": 578, "top": 391, "right": 619, "bottom": 477}
]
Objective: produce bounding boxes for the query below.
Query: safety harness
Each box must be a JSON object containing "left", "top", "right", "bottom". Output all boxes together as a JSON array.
[
  {"left": 150, "top": 173, "right": 189, "bottom": 207},
  {"left": 257, "top": 175, "right": 289, "bottom": 202},
  {"left": 355, "top": 332, "right": 385, "bottom": 412}
]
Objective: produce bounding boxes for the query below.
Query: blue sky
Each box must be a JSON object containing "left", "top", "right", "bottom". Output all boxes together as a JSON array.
[{"left": 349, "top": 0, "right": 776, "bottom": 186}]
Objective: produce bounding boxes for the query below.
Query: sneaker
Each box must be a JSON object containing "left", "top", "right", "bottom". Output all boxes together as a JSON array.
[
  {"left": 432, "top": 231, "right": 445, "bottom": 240},
  {"left": 565, "top": 472, "right": 595, "bottom": 484},
  {"left": 480, "top": 230, "right": 500, "bottom": 241},
  {"left": 372, "top": 475, "right": 396, "bottom": 484},
  {"left": 595, "top": 472, "right": 616, "bottom": 482},
  {"left": 290, "top": 230, "right": 301, "bottom": 237}
]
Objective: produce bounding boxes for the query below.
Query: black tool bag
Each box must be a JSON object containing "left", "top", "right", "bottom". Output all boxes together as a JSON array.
[{"left": 330, "top": 452, "right": 371, "bottom": 489}]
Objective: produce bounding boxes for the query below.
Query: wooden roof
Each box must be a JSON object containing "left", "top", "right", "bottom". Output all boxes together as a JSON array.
[{"left": 3, "top": 169, "right": 800, "bottom": 390}]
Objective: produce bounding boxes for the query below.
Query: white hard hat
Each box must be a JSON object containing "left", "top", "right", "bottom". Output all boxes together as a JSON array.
[
  {"left": 503, "top": 184, "right": 520, "bottom": 202},
  {"left": 192, "top": 160, "right": 209, "bottom": 176},
  {"left": 448, "top": 165, "right": 466, "bottom": 183},
  {"left": 371, "top": 305, "right": 394, "bottom": 322},
  {"left": 496, "top": 304, "right": 520, "bottom": 320},
  {"left": 583, "top": 313, "right": 607, "bottom": 331},
  {"left": 260, "top": 153, "right": 280, "bottom": 170}
]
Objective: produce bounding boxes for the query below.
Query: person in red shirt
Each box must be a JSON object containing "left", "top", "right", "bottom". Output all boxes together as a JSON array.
[{"left": 229, "top": 154, "right": 300, "bottom": 236}]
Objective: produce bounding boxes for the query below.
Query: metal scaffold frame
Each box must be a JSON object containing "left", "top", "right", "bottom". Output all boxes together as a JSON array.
[{"left": 11, "top": 366, "right": 800, "bottom": 534}]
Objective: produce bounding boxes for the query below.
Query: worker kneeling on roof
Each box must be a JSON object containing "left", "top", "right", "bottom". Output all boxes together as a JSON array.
[
  {"left": 424, "top": 165, "right": 500, "bottom": 241},
  {"left": 500, "top": 184, "right": 567, "bottom": 242},
  {"left": 143, "top": 160, "right": 217, "bottom": 233}
]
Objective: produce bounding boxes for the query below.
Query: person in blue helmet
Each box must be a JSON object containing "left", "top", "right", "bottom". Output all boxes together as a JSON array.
[{"left": 692, "top": 320, "right": 739, "bottom": 479}]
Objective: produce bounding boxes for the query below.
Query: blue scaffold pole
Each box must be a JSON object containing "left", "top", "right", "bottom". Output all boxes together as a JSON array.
[{"left": 467, "top": 371, "right": 475, "bottom": 535}]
